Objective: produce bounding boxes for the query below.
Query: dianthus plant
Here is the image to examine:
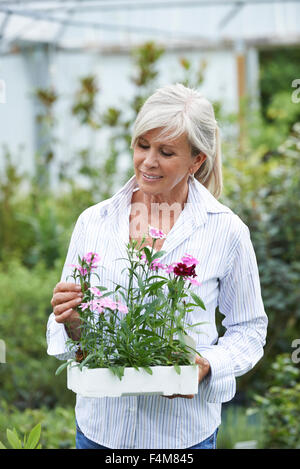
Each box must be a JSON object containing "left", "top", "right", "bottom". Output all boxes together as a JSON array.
[{"left": 56, "top": 226, "right": 206, "bottom": 380}]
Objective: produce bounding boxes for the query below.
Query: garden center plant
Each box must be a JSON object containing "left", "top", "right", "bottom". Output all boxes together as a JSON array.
[{"left": 56, "top": 226, "right": 206, "bottom": 380}]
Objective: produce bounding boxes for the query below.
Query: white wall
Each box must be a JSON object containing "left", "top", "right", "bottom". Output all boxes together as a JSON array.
[
  {"left": 0, "top": 53, "right": 36, "bottom": 174},
  {"left": 0, "top": 46, "right": 239, "bottom": 184}
]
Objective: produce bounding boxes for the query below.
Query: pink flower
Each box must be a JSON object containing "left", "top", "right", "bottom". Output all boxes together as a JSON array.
[
  {"left": 79, "top": 267, "right": 88, "bottom": 276},
  {"left": 181, "top": 254, "right": 199, "bottom": 266},
  {"left": 68, "top": 264, "right": 88, "bottom": 276},
  {"left": 165, "top": 262, "right": 177, "bottom": 274},
  {"left": 79, "top": 300, "right": 104, "bottom": 314},
  {"left": 78, "top": 302, "right": 89, "bottom": 311},
  {"left": 188, "top": 277, "right": 202, "bottom": 286},
  {"left": 149, "top": 259, "right": 165, "bottom": 271},
  {"left": 89, "top": 300, "right": 103, "bottom": 313},
  {"left": 99, "top": 297, "right": 117, "bottom": 310},
  {"left": 116, "top": 301, "right": 128, "bottom": 314},
  {"left": 148, "top": 225, "right": 166, "bottom": 240},
  {"left": 83, "top": 252, "right": 101, "bottom": 265},
  {"left": 89, "top": 287, "right": 103, "bottom": 297}
]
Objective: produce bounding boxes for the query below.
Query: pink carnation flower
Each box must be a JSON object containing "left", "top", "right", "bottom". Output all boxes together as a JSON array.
[
  {"left": 99, "top": 297, "right": 117, "bottom": 310},
  {"left": 165, "top": 262, "right": 177, "bottom": 274},
  {"left": 79, "top": 300, "right": 104, "bottom": 314},
  {"left": 116, "top": 301, "right": 128, "bottom": 314},
  {"left": 90, "top": 300, "right": 103, "bottom": 313},
  {"left": 83, "top": 252, "right": 101, "bottom": 265},
  {"left": 89, "top": 287, "right": 103, "bottom": 297},
  {"left": 148, "top": 225, "right": 166, "bottom": 240},
  {"left": 188, "top": 277, "right": 202, "bottom": 286},
  {"left": 149, "top": 259, "right": 166, "bottom": 271},
  {"left": 78, "top": 302, "right": 89, "bottom": 312},
  {"left": 181, "top": 253, "right": 199, "bottom": 266},
  {"left": 68, "top": 264, "right": 88, "bottom": 276}
]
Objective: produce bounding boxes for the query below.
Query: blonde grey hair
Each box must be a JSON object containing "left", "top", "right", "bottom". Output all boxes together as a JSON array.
[{"left": 130, "top": 83, "right": 222, "bottom": 199}]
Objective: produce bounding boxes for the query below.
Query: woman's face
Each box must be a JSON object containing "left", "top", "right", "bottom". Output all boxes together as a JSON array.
[{"left": 133, "top": 128, "right": 206, "bottom": 201}]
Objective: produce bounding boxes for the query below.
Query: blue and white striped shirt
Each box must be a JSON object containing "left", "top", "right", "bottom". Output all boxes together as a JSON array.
[{"left": 46, "top": 175, "right": 268, "bottom": 449}]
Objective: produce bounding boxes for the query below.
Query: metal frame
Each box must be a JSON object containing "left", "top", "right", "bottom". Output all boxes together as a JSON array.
[{"left": 0, "top": 0, "right": 299, "bottom": 53}]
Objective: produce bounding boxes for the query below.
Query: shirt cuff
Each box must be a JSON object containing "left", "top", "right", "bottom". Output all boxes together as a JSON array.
[
  {"left": 46, "top": 313, "right": 76, "bottom": 360},
  {"left": 197, "top": 345, "right": 236, "bottom": 403}
]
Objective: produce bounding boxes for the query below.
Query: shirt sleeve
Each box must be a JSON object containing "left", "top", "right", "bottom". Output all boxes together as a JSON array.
[
  {"left": 197, "top": 221, "right": 268, "bottom": 403},
  {"left": 46, "top": 214, "right": 85, "bottom": 361}
]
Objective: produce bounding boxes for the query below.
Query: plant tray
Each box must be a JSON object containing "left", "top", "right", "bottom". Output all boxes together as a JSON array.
[{"left": 67, "top": 362, "right": 199, "bottom": 398}]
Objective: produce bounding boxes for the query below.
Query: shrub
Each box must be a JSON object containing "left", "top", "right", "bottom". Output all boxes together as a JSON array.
[
  {"left": 0, "top": 400, "right": 75, "bottom": 449},
  {"left": 0, "top": 258, "right": 75, "bottom": 408},
  {"left": 253, "top": 353, "right": 300, "bottom": 448}
]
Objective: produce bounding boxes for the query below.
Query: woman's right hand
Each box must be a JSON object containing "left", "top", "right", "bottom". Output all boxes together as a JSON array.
[{"left": 51, "top": 282, "right": 83, "bottom": 325}]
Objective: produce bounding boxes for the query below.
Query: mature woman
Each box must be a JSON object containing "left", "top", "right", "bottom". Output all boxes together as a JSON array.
[{"left": 47, "top": 83, "right": 268, "bottom": 449}]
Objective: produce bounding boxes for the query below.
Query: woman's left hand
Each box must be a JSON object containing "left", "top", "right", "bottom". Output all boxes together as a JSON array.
[{"left": 163, "top": 355, "right": 211, "bottom": 400}]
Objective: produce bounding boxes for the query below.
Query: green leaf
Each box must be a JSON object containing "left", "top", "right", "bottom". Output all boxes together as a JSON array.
[
  {"left": 0, "top": 440, "right": 7, "bottom": 449},
  {"left": 146, "top": 280, "right": 166, "bottom": 293},
  {"left": 79, "top": 353, "right": 96, "bottom": 369},
  {"left": 143, "top": 366, "right": 153, "bottom": 375},
  {"left": 137, "top": 274, "right": 145, "bottom": 292},
  {"left": 147, "top": 274, "right": 169, "bottom": 281},
  {"left": 6, "top": 429, "right": 22, "bottom": 449},
  {"left": 151, "top": 250, "right": 166, "bottom": 260},
  {"left": 109, "top": 366, "right": 125, "bottom": 380},
  {"left": 174, "top": 364, "right": 181, "bottom": 375},
  {"left": 95, "top": 285, "right": 108, "bottom": 292},
  {"left": 185, "top": 321, "right": 208, "bottom": 328},
  {"left": 143, "top": 246, "right": 152, "bottom": 264},
  {"left": 55, "top": 360, "right": 70, "bottom": 376},
  {"left": 190, "top": 292, "right": 206, "bottom": 310},
  {"left": 24, "top": 423, "right": 41, "bottom": 449}
]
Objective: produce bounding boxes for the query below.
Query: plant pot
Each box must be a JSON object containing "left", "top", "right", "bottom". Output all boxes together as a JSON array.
[{"left": 67, "top": 362, "right": 199, "bottom": 398}]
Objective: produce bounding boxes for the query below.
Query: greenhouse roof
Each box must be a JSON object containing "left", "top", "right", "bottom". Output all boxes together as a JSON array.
[{"left": 0, "top": 0, "right": 299, "bottom": 54}]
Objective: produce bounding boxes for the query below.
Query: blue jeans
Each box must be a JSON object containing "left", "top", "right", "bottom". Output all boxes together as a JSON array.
[{"left": 75, "top": 421, "right": 218, "bottom": 449}]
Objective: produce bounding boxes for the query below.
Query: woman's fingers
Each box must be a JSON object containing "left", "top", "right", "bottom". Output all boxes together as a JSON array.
[
  {"left": 195, "top": 356, "right": 211, "bottom": 383},
  {"left": 53, "top": 282, "right": 82, "bottom": 295},
  {"left": 51, "top": 282, "right": 84, "bottom": 325},
  {"left": 51, "top": 291, "right": 83, "bottom": 308},
  {"left": 51, "top": 282, "right": 82, "bottom": 308},
  {"left": 162, "top": 356, "right": 211, "bottom": 400},
  {"left": 53, "top": 296, "right": 82, "bottom": 317},
  {"left": 54, "top": 308, "right": 77, "bottom": 324},
  {"left": 163, "top": 394, "right": 195, "bottom": 399}
]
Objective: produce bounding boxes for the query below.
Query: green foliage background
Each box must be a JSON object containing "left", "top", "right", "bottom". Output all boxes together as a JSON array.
[{"left": 0, "top": 43, "right": 299, "bottom": 448}]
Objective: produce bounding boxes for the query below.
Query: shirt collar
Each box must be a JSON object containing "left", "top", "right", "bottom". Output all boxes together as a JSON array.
[{"left": 99, "top": 174, "right": 231, "bottom": 227}]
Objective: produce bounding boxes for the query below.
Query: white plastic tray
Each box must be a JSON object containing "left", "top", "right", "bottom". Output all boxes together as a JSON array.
[{"left": 67, "top": 362, "right": 199, "bottom": 398}]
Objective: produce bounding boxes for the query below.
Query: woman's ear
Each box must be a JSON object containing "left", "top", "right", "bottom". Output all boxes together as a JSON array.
[{"left": 191, "top": 152, "right": 207, "bottom": 174}]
